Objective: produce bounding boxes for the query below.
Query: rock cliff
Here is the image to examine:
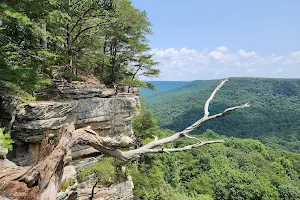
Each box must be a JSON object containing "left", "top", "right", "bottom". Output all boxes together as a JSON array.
[
  {"left": 11, "top": 96, "right": 137, "bottom": 165},
  {"left": 1, "top": 80, "right": 137, "bottom": 165},
  {"left": 0, "top": 80, "right": 139, "bottom": 199}
]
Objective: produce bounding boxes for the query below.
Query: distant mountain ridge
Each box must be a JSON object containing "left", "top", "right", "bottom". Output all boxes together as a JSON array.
[
  {"left": 140, "top": 81, "right": 190, "bottom": 97},
  {"left": 143, "top": 77, "right": 300, "bottom": 152}
]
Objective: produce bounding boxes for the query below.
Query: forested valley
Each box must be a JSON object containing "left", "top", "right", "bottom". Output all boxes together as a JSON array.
[
  {"left": 0, "top": 0, "right": 300, "bottom": 200},
  {"left": 144, "top": 78, "right": 300, "bottom": 152},
  {"left": 136, "top": 78, "right": 300, "bottom": 199}
]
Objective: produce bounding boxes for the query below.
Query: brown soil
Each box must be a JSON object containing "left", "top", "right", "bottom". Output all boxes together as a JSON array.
[{"left": 0, "top": 181, "right": 39, "bottom": 200}]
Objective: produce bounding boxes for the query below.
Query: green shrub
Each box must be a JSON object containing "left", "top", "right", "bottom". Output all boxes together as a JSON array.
[
  {"left": 76, "top": 157, "right": 116, "bottom": 186},
  {"left": 0, "top": 81, "right": 36, "bottom": 102},
  {"left": 60, "top": 178, "right": 76, "bottom": 192},
  {"left": 59, "top": 70, "right": 82, "bottom": 81},
  {"left": 0, "top": 67, "right": 51, "bottom": 93},
  {"left": 0, "top": 128, "right": 14, "bottom": 150}
]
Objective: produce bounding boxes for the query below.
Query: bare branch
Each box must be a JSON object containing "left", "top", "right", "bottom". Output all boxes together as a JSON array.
[
  {"left": 208, "top": 103, "right": 250, "bottom": 120},
  {"left": 204, "top": 78, "right": 228, "bottom": 117},
  {"left": 182, "top": 103, "right": 250, "bottom": 136},
  {"left": 69, "top": 8, "right": 95, "bottom": 34},
  {"left": 184, "top": 134, "right": 202, "bottom": 143},
  {"left": 123, "top": 140, "right": 225, "bottom": 158},
  {"left": 152, "top": 135, "right": 158, "bottom": 141},
  {"left": 71, "top": 20, "right": 111, "bottom": 44}
]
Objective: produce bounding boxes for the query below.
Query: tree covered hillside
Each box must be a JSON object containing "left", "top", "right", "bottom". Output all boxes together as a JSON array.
[
  {"left": 145, "top": 78, "right": 300, "bottom": 152},
  {"left": 130, "top": 131, "right": 300, "bottom": 200}
]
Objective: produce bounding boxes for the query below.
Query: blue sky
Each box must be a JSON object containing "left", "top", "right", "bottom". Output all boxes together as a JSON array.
[{"left": 131, "top": 0, "right": 300, "bottom": 80}]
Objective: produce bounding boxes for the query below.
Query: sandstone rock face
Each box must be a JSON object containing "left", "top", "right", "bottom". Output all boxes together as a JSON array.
[
  {"left": 61, "top": 165, "right": 77, "bottom": 183},
  {"left": 33, "top": 80, "right": 108, "bottom": 101},
  {"left": 16, "top": 97, "right": 136, "bottom": 135},
  {"left": 76, "top": 175, "right": 134, "bottom": 200},
  {"left": 10, "top": 96, "right": 136, "bottom": 165}
]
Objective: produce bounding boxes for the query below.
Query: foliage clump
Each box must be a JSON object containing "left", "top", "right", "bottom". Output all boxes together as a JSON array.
[
  {"left": 0, "top": 0, "right": 159, "bottom": 93},
  {"left": 59, "top": 178, "right": 76, "bottom": 192},
  {"left": 76, "top": 157, "right": 117, "bottom": 186},
  {"left": 76, "top": 157, "right": 129, "bottom": 199},
  {"left": 0, "top": 128, "right": 14, "bottom": 150},
  {"left": 0, "top": 81, "right": 36, "bottom": 102}
]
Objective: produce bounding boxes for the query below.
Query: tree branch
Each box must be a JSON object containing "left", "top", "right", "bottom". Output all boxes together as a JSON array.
[
  {"left": 126, "top": 140, "right": 225, "bottom": 155},
  {"left": 71, "top": 21, "right": 107, "bottom": 44},
  {"left": 69, "top": 8, "right": 95, "bottom": 34},
  {"left": 204, "top": 78, "right": 228, "bottom": 117}
]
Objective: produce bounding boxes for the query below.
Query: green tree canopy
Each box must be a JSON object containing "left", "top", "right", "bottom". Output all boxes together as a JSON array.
[{"left": 0, "top": 0, "right": 159, "bottom": 94}]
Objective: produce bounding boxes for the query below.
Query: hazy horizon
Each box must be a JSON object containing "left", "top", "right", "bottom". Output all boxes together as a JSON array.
[{"left": 142, "top": 76, "right": 300, "bottom": 82}]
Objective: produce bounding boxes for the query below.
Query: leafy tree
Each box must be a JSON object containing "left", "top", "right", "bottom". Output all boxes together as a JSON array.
[
  {"left": 133, "top": 109, "right": 160, "bottom": 140},
  {"left": 0, "top": 1, "right": 52, "bottom": 92},
  {"left": 0, "top": 0, "right": 159, "bottom": 91},
  {"left": 96, "top": 0, "right": 159, "bottom": 85}
]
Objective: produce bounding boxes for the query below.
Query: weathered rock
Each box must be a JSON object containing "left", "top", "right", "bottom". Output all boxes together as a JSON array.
[
  {"left": 9, "top": 96, "right": 137, "bottom": 165},
  {"left": 34, "top": 80, "right": 106, "bottom": 101},
  {"left": 57, "top": 159, "right": 135, "bottom": 200},
  {"left": 56, "top": 181, "right": 78, "bottom": 200},
  {"left": 56, "top": 165, "right": 78, "bottom": 200},
  {"left": 15, "top": 97, "right": 136, "bottom": 135},
  {"left": 61, "top": 165, "right": 77, "bottom": 183},
  {"left": 77, "top": 175, "right": 134, "bottom": 200}
]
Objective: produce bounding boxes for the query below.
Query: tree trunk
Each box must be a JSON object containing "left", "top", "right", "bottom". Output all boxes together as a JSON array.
[
  {"left": 90, "top": 180, "right": 99, "bottom": 200},
  {"left": 66, "top": 23, "right": 73, "bottom": 82}
]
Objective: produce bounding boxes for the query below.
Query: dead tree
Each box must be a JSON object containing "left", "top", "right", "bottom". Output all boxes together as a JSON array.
[{"left": 0, "top": 79, "right": 249, "bottom": 200}]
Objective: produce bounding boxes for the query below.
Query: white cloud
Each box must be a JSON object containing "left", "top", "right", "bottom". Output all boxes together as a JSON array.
[
  {"left": 208, "top": 51, "right": 224, "bottom": 60},
  {"left": 274, "top": 68, "right": 283, "bottom": 73},
  {"left": 208, "top": 50, "right": 236, "bottom": 63},
  {"left": 247, "top": 68, "right": 256, "bottom": 73},
  {"left": 239, "top": 49, "right": 257, "bottom": 58},
  {"left": 285, "top": 51, "right": 300, "bottom": 64},
  {"left": 216, "top": 46, "right": 228, "bottom": 52},
  {"left": 146, "top": 47, "right": 300, "bottom": 81}
]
